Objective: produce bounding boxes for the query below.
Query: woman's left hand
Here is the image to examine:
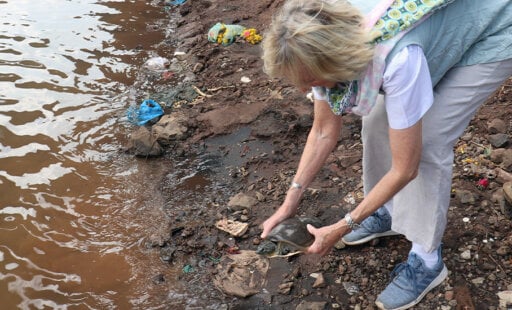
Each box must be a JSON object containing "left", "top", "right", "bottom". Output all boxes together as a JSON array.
[{"left": 305, "top": 223, "right": 348, "bottom": 256}]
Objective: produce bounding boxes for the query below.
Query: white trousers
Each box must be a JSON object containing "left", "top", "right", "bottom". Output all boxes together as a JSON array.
[{"left": 361, "top": 60, "right": 512, "bottom": 252}]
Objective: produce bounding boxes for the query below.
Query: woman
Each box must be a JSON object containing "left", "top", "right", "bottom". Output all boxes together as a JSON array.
[{"left": 260, "top": 0, "right": 512, "bottom": 309}]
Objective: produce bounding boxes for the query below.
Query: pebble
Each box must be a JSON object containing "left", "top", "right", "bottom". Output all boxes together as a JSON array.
[
  {"left": 312, "top": 273, "right": 326, "bottom": 288},
  {"left": 460, "top": 249, "right": 471, "bottom": 260},
  {"left": 488, "top": 133, "right": 509, "bottom": 148},
  {"left": 444, "top": 290, "right": 454, "bottom": 301},
  {"left": 498, "top": 291, "right": 512, "bottom": 308},
  {"left": 496, "top": 245, "right": 510, "bottom": 256}
]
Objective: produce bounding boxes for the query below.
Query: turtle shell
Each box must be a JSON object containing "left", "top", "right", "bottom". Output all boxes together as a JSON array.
[{"left": 267, "top": 217, "right": 322, "bottom": 250}]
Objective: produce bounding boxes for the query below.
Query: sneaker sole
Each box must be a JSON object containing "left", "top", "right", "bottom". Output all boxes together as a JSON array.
[
  {"left": 341, "top": 230, "right": 400, "bottom": 246},
  {"left": 375, "top": 265, "right": 448, "bottom": 310}
]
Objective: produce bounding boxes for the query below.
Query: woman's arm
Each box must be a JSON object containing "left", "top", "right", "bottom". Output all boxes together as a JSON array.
[
  {"left": 307, "top": 119, "right": 422, "bottom": 255},
  {"left": 261, "top": 99, "right": 343, "bottom": 238}
]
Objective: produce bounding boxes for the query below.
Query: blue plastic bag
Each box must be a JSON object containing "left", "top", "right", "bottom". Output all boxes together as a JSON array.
[{"left": 127, "top": 99, "right": 164, "bottom": 126}]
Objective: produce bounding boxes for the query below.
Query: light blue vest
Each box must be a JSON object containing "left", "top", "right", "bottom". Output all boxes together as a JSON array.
[{"left": 353, "top": 0, "right": 512, "bottom": 87}]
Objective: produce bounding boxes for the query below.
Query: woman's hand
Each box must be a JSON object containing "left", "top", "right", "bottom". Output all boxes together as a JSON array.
[
  {"left": 261, "top": 213, "right": 287, "bottom": 239},
  {"left": 306, "top": 222, "right": 348, "bottom": 256},
  {"left": 260, "top": 204, "right": 297, "bottom": 239}
]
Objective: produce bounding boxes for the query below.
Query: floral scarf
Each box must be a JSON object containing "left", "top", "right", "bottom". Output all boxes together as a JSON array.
[{"left": 322, "top": 0, "right": 453, "bottom": 116}]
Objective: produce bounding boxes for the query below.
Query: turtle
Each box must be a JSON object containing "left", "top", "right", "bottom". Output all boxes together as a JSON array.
[{"left": 256, "top": 217, "right": 323, "bottom": 258}]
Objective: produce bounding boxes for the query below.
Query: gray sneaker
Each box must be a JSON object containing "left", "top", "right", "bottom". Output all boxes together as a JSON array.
[
  {"left": 342, "top": 208, "right": 399, "bottom": 245},
  {"left": 375, "top": 246, "right": 448, "bottom": 309}
]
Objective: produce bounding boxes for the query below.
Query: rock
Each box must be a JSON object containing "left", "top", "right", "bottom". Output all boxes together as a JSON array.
[
  {"left": 498, "top": 291, "right": 512, "bottom": 309},
  {"left": 487, "top": 118, "right": 508, "bottom": 134},
  {"left": 496, "top": 168, "right": 512, "bottom": 183},
  {"left": 278, "top": 281, "right": 294, "bottom": 295},
  {"left": 504, "top": 182, "right": 512, "bottom": 205},
  {"left": 312, "top": 273, "right": 326, "bottom": 288},
  {"left": 487, "top": 118, "right": 507, "bottom": 134},
  {"left": 496, "top": 245, "right": 510, "bottom": 256},
  {"left": 296, "top": 301, "right": 327, "bottom": 310},
  {"left": 490, "top": 148, "right": 512, "bottom": 169},
  {"left": 444, "top": 290, "right": 454, "bottom": 301},
  {"left": 488, "top": 133, "right": 509, "bottom": 148},
  {"left": 492, "top": 188, "right": 509, "bottom": 216},
  {"left": 334, "top": 239, "right": 346, "bottom": 249},
  {"left": 126, "top": 126, "right": 163, "bottom": 157},
  {"left": 152, "top": 113, "right": 189, "bottom": 145},
  {"left": 460, "top": 249, "right": 471, "bottom": 260},
  {"left": 227, "top": 192, "right": 258, "bottom": 211},
  {"left": 213, "top": 250, "right": 269, "bottom": 298},
  {"left": 456, "top": 190, "right": 476, "bottom": 205}
]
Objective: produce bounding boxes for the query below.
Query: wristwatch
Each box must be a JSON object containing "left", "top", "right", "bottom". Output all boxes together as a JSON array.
[{"left": 344, "top": 212, "right": 360, "bottom": 230}]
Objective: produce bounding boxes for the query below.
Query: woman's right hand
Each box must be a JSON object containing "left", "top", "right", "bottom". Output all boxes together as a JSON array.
[
  {"left": 260, "top": 199, "right": 299, "bottom": 239},
  {"left": 260, "top": 212, "right": 288, "bottom": 239}
]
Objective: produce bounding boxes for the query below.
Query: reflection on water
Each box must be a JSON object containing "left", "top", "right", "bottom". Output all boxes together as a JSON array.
[{"left": 0, "top": 1, "right": 183, "bottom": 308}]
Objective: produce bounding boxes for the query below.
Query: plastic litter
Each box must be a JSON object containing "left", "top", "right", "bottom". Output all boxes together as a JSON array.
[
  {"left": 166, "top": 0, "right": 187, "bottom": 5},
  {"left": 208, "top": 22, "right": 262, "bottom": 46},
  {"left": 143, "top": 56, "right": 169, "bottom": 71},
  {"left": 127, "top": 99, "right": 164, "bottom": 126}
]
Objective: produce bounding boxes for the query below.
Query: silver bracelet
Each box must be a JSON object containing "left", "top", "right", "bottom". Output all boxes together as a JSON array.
[
  {"left": 290, "top": 181, "right": 303, "bottom": 189},
  {"left": 344, "top": 212, "right": 360, "bottom": 230}
]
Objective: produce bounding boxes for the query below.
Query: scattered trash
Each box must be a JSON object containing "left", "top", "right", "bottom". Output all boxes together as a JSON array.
[
  {"left": 208, "top": 22, "right": 262, "bottom": 46},
  {"left": 182, "top": 264, "right": 194, "bottom": 273},
  {"left": 215, "top": 219, "right": 249, "bottom": 237},
  {"left": 240, "top": 76, "right": 251, "bottom": 83},
  {"left": 241, "top": 28, "right": 262, "bottom": 44},
  {"left": 476, "top": 177, "right": 489, "bottom": 190},
  {"left": 161, "top": 71, "right": 174, "bottom": 80},
  {"left": 143, "top": 56, "right": 169, "bottom": 71},
  {"left": 342, "top": 281, "right": 360, "bottom": 295},
  {"left": 213, "top": 250, "right": 269, "bottom": 298},
  {"left": 166, "top": 0, "right": 187, "bottom": 6},
  {"left": 127, "top": 99, "right": 164, "bottom": 126}
]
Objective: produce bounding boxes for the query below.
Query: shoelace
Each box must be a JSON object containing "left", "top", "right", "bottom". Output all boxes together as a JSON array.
[
  {"left": 363, "top": 211, "right": 389, "bottom": 231},
  {"left": 389, "top": 257, "right": 421, "bottom": 293}
]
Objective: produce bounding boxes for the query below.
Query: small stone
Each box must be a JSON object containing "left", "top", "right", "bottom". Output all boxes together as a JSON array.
[
  {"left": 334, "top": 239, "right": 346, "bottom": 249},
  {"left": 471, "top": 277, "right": 485, "bottom": 285},
  {"left": 312, "top": 273, "right": 326, "bottom": 288},
  {"left": 278, "top": 281, "right": 294, "bottom": 295},
  {"left": 496, "top": 245, "right": 510, "bottom": 256},
  {"left": 460, "top": 249, "right": 471, "bottom": 260},
  {"left": 227, "top": 193, "right": 258, "bottom": 211},
  {"left": 456, "top": 189, "right": 476, "bottom": 205},
  {"left": 497, "top": 291, "right": 512, "bottom": 308},
  {"left": 488, "top": 118, "right": 507, "bottom": 134},
  {"left": 503, "top": 182, "right": 512, "bottom": 205},
  {"left": 445, "top": 290, "right": 454, "bottom": 301},
  {"left": 488, "top": 133, "right": 509, "bottom": 148}
]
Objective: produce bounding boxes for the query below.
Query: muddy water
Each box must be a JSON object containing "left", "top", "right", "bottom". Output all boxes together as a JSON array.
[{"left": 0, "top": 1, "right": 192, "bottom": 308}]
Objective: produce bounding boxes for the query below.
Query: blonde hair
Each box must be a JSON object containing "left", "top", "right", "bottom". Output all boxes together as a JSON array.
[{"left": 262, "top": 0, "right": 374, "bottom": 87}]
